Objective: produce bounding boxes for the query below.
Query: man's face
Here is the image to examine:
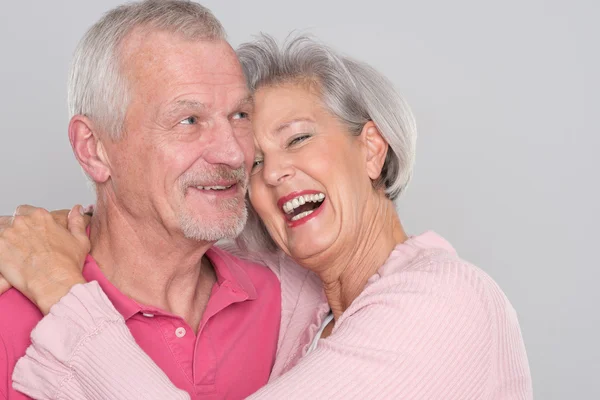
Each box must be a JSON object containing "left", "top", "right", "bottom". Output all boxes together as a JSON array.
[{"left": 101, "top": 30, "right": 254, "bottom": 242}]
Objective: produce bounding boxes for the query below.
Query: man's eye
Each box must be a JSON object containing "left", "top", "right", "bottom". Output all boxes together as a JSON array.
[
  {"left": 233, "top": 112, "right": 250, "bottom": 120},
  {"left": 180, "top": 116, "right": 198, "bottom": 125}
]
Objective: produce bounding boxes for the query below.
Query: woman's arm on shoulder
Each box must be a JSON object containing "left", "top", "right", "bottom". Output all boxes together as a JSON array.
[
  {"left": 13, "top": 282, "right": 189, "bottom": 400},
  {"left": 249, "top": 259, "right": 531, "bottom": 400}
]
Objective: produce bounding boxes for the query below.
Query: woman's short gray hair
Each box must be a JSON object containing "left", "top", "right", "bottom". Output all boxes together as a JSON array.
[
  {"left": 68, "top": 0, "right": 225, "bottom": 140},
  {"left": 235, "top": 34, "right": 417, "bottom": 252}
]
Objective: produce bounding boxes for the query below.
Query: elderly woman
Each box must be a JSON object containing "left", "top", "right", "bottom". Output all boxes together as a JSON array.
[{"left": 0, "top": 35, "right": 532, "bottom": 399}]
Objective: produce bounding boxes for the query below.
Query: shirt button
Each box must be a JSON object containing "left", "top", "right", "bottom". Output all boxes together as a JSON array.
[
  {"left": 175, "top": 327, "right": 186, "bottom": 338},
  {"left": 142, "top": 313, "right": 154, "bottom": 318}
]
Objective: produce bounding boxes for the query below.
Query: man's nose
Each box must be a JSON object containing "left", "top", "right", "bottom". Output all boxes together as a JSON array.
[{"left": 203, "top": 120, "right": 246, "bottom": 169}]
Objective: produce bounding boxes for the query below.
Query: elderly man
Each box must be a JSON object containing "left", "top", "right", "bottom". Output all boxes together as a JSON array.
[{"left": 0, "top": 1, "right": 283, "bottom": 399}]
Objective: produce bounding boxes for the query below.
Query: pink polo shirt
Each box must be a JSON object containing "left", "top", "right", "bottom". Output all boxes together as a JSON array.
[{"left": 0, "top": 245, "right": 281, "bottom": 399}]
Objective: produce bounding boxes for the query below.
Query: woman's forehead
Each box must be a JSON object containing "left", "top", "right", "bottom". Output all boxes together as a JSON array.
[{"left": 252, "top": 86, "right": 323, "bottom": 130}]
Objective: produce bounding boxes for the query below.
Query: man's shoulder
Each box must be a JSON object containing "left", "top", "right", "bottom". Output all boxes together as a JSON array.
[
  {"left": 0, "top": 288, "right": 43, "bottom": 339},
  {"left": 0, "top": 288, "right": 42, "bottom": 394}
]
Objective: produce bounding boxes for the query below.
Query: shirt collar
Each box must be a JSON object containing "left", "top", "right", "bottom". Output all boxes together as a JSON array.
[
  {"left": 206, "top": 246, "right": 257, "bottom": 301},
  {"left": 82, "top": 255, "right": 142, "bottom": 320},
  {"left": 80, "top": 244, "right": 258, "bottom": 321}
]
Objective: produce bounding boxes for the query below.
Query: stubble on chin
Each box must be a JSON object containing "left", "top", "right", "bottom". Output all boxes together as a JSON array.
[
  {"left": 176, "top": 166, "right": 250, "bottom": 241},
  {"left": 178, "top": 197, "right": 248, "bottom": 242}
]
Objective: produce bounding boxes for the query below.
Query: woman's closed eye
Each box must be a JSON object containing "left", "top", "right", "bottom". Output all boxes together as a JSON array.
[
  {"left": 287, "top": 134, "right": 311, "bottom": 147},
  {"left": 251, "top": 158, "right": 264, "bottom": 173}
]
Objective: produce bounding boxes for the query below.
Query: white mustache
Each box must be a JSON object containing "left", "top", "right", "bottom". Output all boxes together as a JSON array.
[{"left": 179, "top": 166, "right": 248, "bottom": 190}]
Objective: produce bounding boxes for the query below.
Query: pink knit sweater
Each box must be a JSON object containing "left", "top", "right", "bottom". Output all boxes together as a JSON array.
[{"left": 12, "top": 232, "right": 532, "bottom": 399}]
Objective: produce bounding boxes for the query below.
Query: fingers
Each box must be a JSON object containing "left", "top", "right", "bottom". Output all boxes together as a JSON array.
[
  {"left": 13, "top": 204, "right": 42, "bottom": 217},
  {"left": 0, "top": 275, "right": 10, "bottom": 295},
  {"left": 12, "top": 205, "right": 53, "bottom": 231},
  {"left": 3, "top": 205, "right": 77, "bottom": 232},
  {"left": 50, "top": 209, "right": 70, "bottom": 229},
  {"left": 67, "top": 205, "right": 91, "bottom": 253},
  {"left": 13, "top": 206, "right": 76, "bottom": 230},
  {"left": 0, "top": 216, "right": 11, "bottom": 232},
  {"left": 1, "top": 207, "right": 53, "bottom": 234}
]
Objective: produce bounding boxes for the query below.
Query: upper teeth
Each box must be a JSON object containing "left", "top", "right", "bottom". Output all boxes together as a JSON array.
[
  {"left": 283, "top": 193, "right": 325, "bottom": 214},
  {"left": 196, "top": 185, "right": 232, "bottom": 190}
]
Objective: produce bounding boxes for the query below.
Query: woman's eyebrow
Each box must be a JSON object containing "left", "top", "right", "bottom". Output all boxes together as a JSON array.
[{"left": 274, "top": 118, "right": 315, "bottom": 134}]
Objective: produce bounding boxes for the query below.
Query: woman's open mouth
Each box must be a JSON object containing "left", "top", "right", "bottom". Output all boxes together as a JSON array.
[{"left": 278, "top": 191, "right": 326, "bottom": 225}]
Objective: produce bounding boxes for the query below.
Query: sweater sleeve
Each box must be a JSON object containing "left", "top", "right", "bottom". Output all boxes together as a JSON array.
[
  {"left": 12, "top": 281, "right": 190, "bottom": 400},
  {"left": 248, "top": 259, "right": 532, "bottom": 400}
]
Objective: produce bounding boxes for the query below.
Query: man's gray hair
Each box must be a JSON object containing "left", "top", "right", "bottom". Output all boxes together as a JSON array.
[
  {"left": 68, "top": 0, "right": 226, "bottom": 140},
  {"left": 235, "top": 34, "right": 417, "bottom": 252}
]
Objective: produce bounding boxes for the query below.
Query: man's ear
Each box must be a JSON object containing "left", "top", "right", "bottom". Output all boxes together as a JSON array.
[
  {"left": 68, "top": 115, "right": 111, "bottom": 183},
  {"left": 360, "top": 121, "right": 388, "bottom": 181}
]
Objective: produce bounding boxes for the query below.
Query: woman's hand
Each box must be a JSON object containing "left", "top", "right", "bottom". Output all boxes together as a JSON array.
[{"left": 0, "top": 205, "right": 90, "bottom": 314}]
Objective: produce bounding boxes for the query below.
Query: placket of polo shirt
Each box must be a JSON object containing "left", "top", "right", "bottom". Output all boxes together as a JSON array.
[
  {"left": 132, "top": 279, "right": 251, "bottom": 388},
  {"left": 191, "top": 279, "right": 251, "bottom": 387},
  {"left": 155, "top": 313, "right": 199, "bottom": 385}
]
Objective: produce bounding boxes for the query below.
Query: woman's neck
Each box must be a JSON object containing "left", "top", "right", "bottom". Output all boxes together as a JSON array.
[{"left": 317, "top": 196, "right": 407, "bottom": 320}]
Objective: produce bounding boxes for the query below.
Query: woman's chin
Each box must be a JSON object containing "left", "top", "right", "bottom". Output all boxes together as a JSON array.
[{"left": 286, "top": 234, "right": 336, "bottom": 265}]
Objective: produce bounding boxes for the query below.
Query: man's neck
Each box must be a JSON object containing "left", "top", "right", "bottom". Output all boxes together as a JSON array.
[{"left": 89, "top": 200, "right": 216, "bottom": 330}]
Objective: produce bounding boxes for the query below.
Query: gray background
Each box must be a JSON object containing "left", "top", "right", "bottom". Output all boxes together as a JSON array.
[{"left": 1, "top": 1, "right": 598, "bottom": 398}]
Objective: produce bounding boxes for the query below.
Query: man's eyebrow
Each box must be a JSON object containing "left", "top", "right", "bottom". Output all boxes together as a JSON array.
[
  {"left": 275, "top": 118, "right": 315, "bottom": 134},
  {"left": 164, "top": 100, "right": 206, "bottom": 117},
  {"left": 234, "top": 95, "right": 254, "bottom": 110}
]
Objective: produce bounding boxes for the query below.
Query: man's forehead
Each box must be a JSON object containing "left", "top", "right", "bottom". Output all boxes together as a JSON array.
[
  {"left": 122, "top": 30, "right": 242, "bottom": 79},
  {"left": 124, "top": 52, "right": 248, "bottom": 104}
]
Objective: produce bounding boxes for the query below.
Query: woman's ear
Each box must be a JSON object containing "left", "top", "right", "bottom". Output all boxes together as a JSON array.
[
  {"left": 360, "top": 121, "right": 388, "bottom": 181},
  {"left": 68, "top": 115, "right": 112, "bottom": 183}
]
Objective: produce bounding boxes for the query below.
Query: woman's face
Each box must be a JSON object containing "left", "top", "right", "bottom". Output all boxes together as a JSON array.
[{"left": 249, "top": 83, "right": 378, "bottom": 262}]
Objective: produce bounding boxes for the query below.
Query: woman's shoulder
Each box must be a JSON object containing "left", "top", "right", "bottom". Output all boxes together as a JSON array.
[
  {"left": 383, "top": 232, "right": 503, "bottom": 286},
  {"left": 319, "top": 233, "right": 531, "bottom": 398},
  {"left": 328, "top": 232, "right": 523, "bottom": 363},
  {"left": 354, "top": 231, "right": 517, "bottom": 326}
]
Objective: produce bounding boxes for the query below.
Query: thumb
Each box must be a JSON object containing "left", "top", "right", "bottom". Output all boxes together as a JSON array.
[{"left": 67, "top": 205, "right": 91, "bottom": 253}]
